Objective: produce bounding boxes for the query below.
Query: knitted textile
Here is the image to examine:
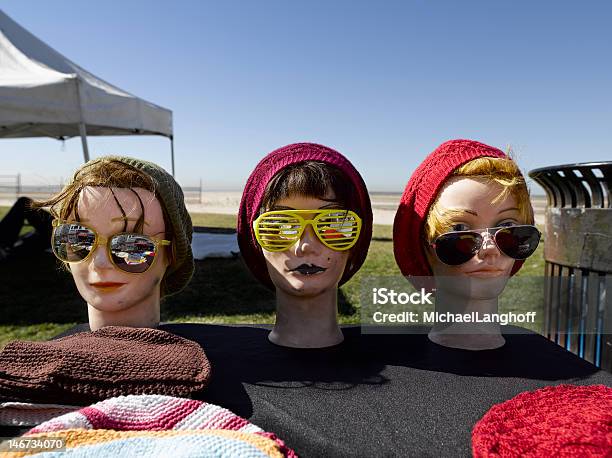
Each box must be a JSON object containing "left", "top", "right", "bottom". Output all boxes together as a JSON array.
[
  {"left": 28, "top": 394, "right": 265, "bottom": 434},
  {"left": 237, "top": 142, "right": 373, "bottom": 289},
  {"left": 3, "top": 429, "right": 289, "bottom": 458},
  {"left": 68, "top": 155, "right": 194, "bottom": 295},
  {"left": 472, "top": 384, "right": 612, "bottom": 457},
  {"left": 25, "top": 394, "right": 296, "bottom": 457},
  {"left": 393, "top": 139, "right": 528, "bottom": 281},
  {"left": 0, "top": 327, "right": 210, "bottom": 405},
  {"left": 0, "top": 402, "right": 79, "bottom": 427}
]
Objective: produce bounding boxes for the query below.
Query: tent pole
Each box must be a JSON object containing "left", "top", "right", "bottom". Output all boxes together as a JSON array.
[
  {"left": 79, "top": 122, "right": 90, "bottom": 162},
  {"left": 74, "top": 77, "right": 90, "bottom": 162},
  {"left": 170, "top": 136, "right": 175, "bottom": 177}
]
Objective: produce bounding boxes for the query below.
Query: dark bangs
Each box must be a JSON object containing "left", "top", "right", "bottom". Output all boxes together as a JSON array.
[{"left": 261, "top": 161, "right": 356, "bottom": 211}]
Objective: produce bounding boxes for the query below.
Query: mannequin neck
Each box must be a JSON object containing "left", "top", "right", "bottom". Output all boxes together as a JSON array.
[
  {"left": 87, "top": 295, "right": 161, "bottom": 331},
  {"left": 269, "top": 287, "right": 344, "bottom": 348},
  {"left": 427, "top": 288, "right": 505, "bottom": 350}
]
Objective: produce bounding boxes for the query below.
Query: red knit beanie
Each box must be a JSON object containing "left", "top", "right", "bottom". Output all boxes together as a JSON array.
[
  {"left": 393, "top": 139, "right": 527, "bottom": 280},
  {"left": 472, "top": 384, "right": 612, "bottom": 457},
  {"left": 237, "top": 142, "right": 373, "bottom": 290}
]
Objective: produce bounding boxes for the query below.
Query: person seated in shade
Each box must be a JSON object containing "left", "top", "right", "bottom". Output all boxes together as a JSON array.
[
  {"left": 36, "top": 156, "right": 194, "bottom": 331},
  {"left": 393, "top": 139, "right": 541, "bottom": 350},
  {"left": 237, "top": 143, "right": 372, "bottom": 348},
  {"left": 0, "top": 196, "right": 53, "bottom": 261}
]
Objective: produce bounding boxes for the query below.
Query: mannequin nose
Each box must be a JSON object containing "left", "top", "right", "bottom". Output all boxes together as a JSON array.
[
  {"left": 90, "top": 242, "right": 114, "bottom": 270},
  {"left": 477, "top": 231, "right": 500, "bottom": 258},
  {"left": 294, "top": 225, "right": 319, "bottom": 256}
]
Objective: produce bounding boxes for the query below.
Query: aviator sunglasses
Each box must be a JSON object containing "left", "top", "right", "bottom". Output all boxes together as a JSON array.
[
  {"left": 430, "top": 224, "right": 541, "bottom": 266},
  {"left": 51, "top": 220, "right": 171, "bottom": 273},
  {"left": 253, "top": 209, "right": 362, "bottom": 252}
]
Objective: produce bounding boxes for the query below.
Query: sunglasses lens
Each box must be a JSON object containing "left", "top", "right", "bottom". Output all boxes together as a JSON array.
[
  {"left": 255, "top": 213, "right": 301, "bottom": 251},
  {"left": 52, "top": 223, "right": 96, "bottom": 262},
  {"left": 434, "top": 232, "right": 481, "bottom": 265},
  {"left": 315, "top": 211, "right": 360, "bottom": 250},
  {"left": 110, "top": 234, "right": 157, "bottom": 273},
  {"left": 495, "top": 226, "right": 540, "bottom": 259}
]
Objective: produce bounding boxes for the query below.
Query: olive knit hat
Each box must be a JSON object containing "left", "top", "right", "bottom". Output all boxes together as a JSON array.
[
  {"left": 393, "top": 139, "right": 527, "bottom": 280},
  {"left": 237, "top": 142, "right": 373, "bottom": 290},
  {"left": 66, "top": 156, "right": 194, "bottom": 296}
]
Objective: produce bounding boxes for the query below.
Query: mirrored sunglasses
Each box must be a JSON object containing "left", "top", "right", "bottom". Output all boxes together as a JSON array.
[
  {"left": 430, "top": 225, "right": 541, "bottom": 266},
  {"left": 51, "top": 220, "right": 171, "bottom": 273}
]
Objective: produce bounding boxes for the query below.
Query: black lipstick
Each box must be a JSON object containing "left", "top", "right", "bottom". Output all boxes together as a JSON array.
[{"left": 289, "top": 263, "right": 327, "bottom": 275}]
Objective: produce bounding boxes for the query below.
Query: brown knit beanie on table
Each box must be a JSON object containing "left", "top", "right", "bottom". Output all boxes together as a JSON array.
[{"left": 0, "top": 327, "right": 211, "bottom": 405}]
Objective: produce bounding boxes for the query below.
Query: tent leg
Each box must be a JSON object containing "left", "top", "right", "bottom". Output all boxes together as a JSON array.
[
  {"left": 170, "top": 136, "right": 175, "bottom": 177},
  {"left": 79, "top": 122, "right": 90, "bottom": 162}
]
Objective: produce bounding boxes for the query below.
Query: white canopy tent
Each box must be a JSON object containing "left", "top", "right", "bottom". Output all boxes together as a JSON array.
[{"left": 0, "top": 9, "right": 176, "bottom": 175}]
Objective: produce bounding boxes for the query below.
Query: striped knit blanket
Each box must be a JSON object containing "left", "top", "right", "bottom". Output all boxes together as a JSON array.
[
  {"left": 10, "top": 395, "right": 297, "bottom": 457},
  {"left": 0, "top": 402, "right": 80, "bottom": 427},
  {"left": 4, "top": 429, "right": 287, "bottom": 457}
]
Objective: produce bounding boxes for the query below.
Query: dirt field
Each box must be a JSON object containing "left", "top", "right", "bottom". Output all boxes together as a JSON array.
[{"left": 0, "top": 191, "right": 547, "bottom": 226}]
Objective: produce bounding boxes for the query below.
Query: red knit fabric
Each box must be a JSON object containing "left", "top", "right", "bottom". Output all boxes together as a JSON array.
[
  {"left": 79, "top": 399, "right": 203, "bottom": 430},
  {"left": 472, "top": 384, "right": 612, "bottom": 457},
  {"left": 393, "top": 139, "right": 527, "bottom": 280},
  {"left": 256, "top": 432, "right": 299, "bottom": 458},
  {"left": 237, "top": 142, "right": 373, "bottom": 290}
]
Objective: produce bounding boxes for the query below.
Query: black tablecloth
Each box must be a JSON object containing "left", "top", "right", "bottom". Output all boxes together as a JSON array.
[{"left": 3, "top": 324, "right": 611, "bottom": 457}]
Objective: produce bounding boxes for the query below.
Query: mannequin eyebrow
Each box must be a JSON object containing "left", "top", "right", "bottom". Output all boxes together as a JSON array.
[
  {"left": 110, "top": 216, "right": 150, "bottom": 226},
  {"left": 71, "top": 217, "right": 149, "bottom": 226},
  {"left": 442, "top": 208, "right": 478, "bottom": 216},
  {"left": 442, "top": 207, "right": 519, "bottom": 217},
  {"left": 497, "top": 207, "right": 520, "bottom": 215}
]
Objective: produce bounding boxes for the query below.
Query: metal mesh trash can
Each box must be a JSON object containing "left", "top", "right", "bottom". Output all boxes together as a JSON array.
[{"left": 529, "top": 162, "right": 612, "bottom": 371}]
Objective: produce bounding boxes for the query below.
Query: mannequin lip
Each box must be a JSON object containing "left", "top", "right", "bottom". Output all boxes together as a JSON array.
[
  {"left": 464, "top": 268, "right": 505, "bottom": 278},
  {"left": 288, "top": 263, "right": 327, "bottom": 275},
  {"left": 90, "top": 282, "right": 127, "bottom": 289}
]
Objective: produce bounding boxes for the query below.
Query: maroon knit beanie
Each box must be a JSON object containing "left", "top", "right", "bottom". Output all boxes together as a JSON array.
[
  {"left": 472, "top": 384, "right": 612, "bottom": 457},
  {"left": 237, "top": 142, "right": 373, "bottom": 290},
  {"left": 393, "top": 139, "right": 528, "bottom": 280}
]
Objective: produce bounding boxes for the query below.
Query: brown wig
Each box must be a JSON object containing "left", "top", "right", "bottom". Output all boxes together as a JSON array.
[{"left": 35, "top": 158, "right": 174, "bottom": 296}]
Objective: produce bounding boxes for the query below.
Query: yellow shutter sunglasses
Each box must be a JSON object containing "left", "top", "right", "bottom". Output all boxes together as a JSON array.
[{"left": 253, "top": 209, "right": 362, "bottom": 252}]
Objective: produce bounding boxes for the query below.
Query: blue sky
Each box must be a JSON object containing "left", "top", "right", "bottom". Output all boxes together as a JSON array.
[{"left": 1, "top": 1, "right": 610, "bottom": 193}]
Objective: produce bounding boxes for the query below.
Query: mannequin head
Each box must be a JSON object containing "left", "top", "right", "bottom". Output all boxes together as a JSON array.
[
  {"left": 39, "top": 157, "right": 194, "bottom": 330},
  {"left": 237, "top": 143, "right": 372, "bottom": 347},
  {"left": 393, "top": 139, "right": 539, "bottom": 350},
  {"left": 394, "top": 139, "right": 536, "bottom": 282},
  {"left": 238, "top": 143, "right": 372, "bottom": 291},
  {"left": 259, "top": 161, "right": 356, "bottom": 298},
  {"left": 423, "top": 156, "right": 534, "bottom": 299}
]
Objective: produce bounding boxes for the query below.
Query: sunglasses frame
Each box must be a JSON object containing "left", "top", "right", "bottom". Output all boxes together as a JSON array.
[
  {"left": 253, "top": 209, "right": 362, "bottom": 252},
  {"left": 430, "top": 224, "right": 541, "bottom": 266},
  {"left": 51, "top": 219, "right": 171, "bottom": 274}
]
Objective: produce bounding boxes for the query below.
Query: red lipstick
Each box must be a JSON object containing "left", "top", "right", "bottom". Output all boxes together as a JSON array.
[{"left": 90, "top": 282, "right": 126, "bottom": 290}]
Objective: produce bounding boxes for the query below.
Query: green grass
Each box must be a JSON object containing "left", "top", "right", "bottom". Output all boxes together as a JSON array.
[
  {"left": 0, "top": 324, "right": 78, "bottom": 347},
  {"left": 189, "top": 213, "right": 236, "bottom": 228},
  {"left": 0, "top": 206, "right": 546, "bottom": 348}
]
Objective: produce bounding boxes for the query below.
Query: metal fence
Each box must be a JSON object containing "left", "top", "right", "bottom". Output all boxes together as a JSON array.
[
  {"left": 529, "top": 162, "right": 612, "bottom": 371},
  {"left": 0, "top": 176, "right": 203, "bottom": 204},
  {"left": 0, "top": 174, "right": 20, "bottom": 199},
  {"left": 182, "top": 179, "right": 203, "bottom": 204}
]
